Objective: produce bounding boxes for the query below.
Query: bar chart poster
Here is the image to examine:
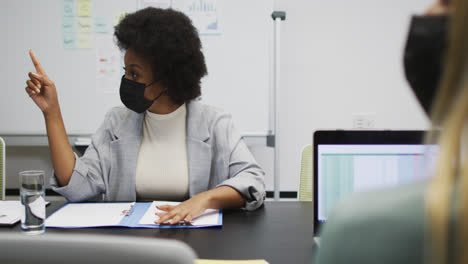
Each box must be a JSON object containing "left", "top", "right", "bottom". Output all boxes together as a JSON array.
[{"left": 184, "top": 0, "right": 221, "bottom": 35}]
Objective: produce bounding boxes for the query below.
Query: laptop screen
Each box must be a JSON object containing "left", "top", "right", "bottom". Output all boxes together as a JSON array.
[
  {"left": 317, "top": 144, "right": 438, "bottom": 222},
  {"left": 313, "top": 130, "right": 438, "bottom": 234}
]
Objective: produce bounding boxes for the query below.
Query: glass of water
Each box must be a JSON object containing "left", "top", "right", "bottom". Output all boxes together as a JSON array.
[{"left": 19, "top": 170, "right": 46, "bottom": 234}]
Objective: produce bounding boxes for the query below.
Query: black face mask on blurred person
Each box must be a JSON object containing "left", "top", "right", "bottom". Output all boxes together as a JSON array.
[
  {"left": 119, "top": 76, "right": 166, "bottom": 113},
  {"left": 403, "top": 15, "right": 448, "bottom": 115}
]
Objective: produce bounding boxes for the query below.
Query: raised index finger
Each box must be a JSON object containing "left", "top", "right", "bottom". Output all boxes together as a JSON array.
[{"left": 29, "top": 50, "right": 46, "bottom": 75}]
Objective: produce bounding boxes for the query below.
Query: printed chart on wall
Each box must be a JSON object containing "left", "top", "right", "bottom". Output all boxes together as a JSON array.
[
  {"left": 184, "top": 0, "right": 221, "bottom": 35},
  {"left": 139, "top": 0, "right": 221, "bottom": 35}
]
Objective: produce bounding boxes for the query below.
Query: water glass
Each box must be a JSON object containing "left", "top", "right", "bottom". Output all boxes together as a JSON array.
[{"left": 19, "top": 170, "right": 46, "bottom": 234}]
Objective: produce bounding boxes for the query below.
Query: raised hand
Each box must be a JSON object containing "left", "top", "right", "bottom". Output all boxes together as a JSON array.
[
  {"left": 25, "top": 50, "right": 75, "bottom": 187},
  {"left": 25, "top": 50, "right": 60, "bottom": 116}
]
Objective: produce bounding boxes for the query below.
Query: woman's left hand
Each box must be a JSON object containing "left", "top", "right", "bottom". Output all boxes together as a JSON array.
[{"left": 155, "top": 192, "right": 211, "bottom": 225}]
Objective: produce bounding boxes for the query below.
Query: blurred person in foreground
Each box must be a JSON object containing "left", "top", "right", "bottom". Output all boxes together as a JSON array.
[{"left": 313, "top": 0, "right": 468, "bottom": 263}]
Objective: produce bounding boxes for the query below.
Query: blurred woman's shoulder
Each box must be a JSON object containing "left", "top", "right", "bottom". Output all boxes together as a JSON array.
[{"left": 316, "top": 182, "right": 428, "bottom": 264}]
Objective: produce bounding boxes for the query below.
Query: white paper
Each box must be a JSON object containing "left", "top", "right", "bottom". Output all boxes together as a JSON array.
[
  {"left": 138, "top": 201, "right": 220, "bottom": 226},
  {"left": 45, "top": 203, "right": 134, "bottom": 227},
  {"left": 0, "top": 201, "right": 22, "bottom": 225},
  {"left": 95, "top": 35, "right": 122, "bottom": 94},
  {"left": 29, "top": 196, "right": 46, "bottom": 220}
]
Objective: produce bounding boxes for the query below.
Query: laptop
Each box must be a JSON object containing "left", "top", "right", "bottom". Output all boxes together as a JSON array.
[{"left": 313, "top": 130, "right": 438, "bottom": 243}]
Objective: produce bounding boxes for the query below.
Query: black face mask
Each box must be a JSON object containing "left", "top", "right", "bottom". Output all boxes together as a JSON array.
[
  {"left": 119, "top": 75, "right": 166, "bottom": 113},
  {"left": 403, "top": 15, "right": 448, "bottom": 115}
]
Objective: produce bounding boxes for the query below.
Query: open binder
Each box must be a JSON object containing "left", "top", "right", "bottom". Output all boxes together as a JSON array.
[{"left": 45, "top": 201, "right": 222, "bottom": 229}]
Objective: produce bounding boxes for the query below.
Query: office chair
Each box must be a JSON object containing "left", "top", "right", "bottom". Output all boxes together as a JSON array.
[
  {"left": 299, "top": 144, "right": 313, "bottom": 201},
  {"left": 0, "top": 137, "right": 4, "bottom": 200},
  {"left": 0, "top": 233, "right": 196, "bottom": 264}
]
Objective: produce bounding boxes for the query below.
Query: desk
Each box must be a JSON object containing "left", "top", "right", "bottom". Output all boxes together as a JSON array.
[{"left": 1, "top": 201, "right": 317, "bottom": 264}]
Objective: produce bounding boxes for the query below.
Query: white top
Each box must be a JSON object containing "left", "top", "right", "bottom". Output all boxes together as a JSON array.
[{"left": 135, "top": 104, "right": 189, "bottom": 201}]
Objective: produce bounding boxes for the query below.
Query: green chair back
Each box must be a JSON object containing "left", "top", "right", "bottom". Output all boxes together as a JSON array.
[
  {"left": 299, "top": 145, "right": 313, "bottom": 201},
  {"left": 0, "top": 137, "right": 4, "bottom": 200}
]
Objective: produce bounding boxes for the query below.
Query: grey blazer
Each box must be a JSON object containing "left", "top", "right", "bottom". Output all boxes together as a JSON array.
[
  {"left": 315, "top": 182, "right": 428, "bottom": 264},
  {"left": 50, "top": 101, "right": 266, "bottom": 211}
]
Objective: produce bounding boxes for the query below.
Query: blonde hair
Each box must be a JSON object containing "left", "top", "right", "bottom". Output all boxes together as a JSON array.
[{"left": 426, "top": 0, "right": 468, "bottom": 263}]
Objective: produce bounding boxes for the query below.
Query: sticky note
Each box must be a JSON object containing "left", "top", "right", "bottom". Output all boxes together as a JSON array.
[
  {"left": 94, "top": 17, "right": 109, "bottom": 33},
  {"left": 63, "top": 34, "right": 76, "bottom": 49},
  {"left": 77, "top": 33, "right": 92, "bottom": 49},
  {"left": 62, "top": 0, "right": 75, "bottom": 17},
  {"left": 62, "top": 17, "right": 76, "bottom": 33},
  {"left": 77, "top": 0, "right": 91, "bottom": 17},
  {"left": 77, "top": 17, "right": 92, "bottom": 33}
]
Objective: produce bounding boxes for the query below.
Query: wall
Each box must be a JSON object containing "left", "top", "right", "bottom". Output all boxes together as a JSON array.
[
  {"left": 5, "top": 0, "right": 435, "bottom": 196},
  {"left": 1, "top": 0, "right": 272, "bottom": 135},
  {"left": 273, "top": 0, "right": 432, "bottom": 192}
]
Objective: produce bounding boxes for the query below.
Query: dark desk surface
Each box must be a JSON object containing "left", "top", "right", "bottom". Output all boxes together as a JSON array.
[{"left": 1, "top": 201, "right": 317, "bottom": 264}]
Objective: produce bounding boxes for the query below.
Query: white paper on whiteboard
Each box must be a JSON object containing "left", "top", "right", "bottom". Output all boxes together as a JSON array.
[{"left": 95, "top": 35, "right": 122, "bottom": 94}]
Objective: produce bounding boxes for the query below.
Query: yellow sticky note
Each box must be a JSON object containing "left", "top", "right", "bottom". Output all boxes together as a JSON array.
[
  {"left": 77, "top": 0, "right": 91, "bottom": 17},
  {"left": 195, "top": 260, "right": 269, "bottom": 264},
  {"left": 77, "top": 33, "right": 92, "bottom": 49},
  {"left": 77, "top": 17, "right": 92, "bottom": 33}
]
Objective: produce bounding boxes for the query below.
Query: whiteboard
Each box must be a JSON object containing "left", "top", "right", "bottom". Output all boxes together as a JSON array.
[{"left": 2, "top": 0, "right": 272, "bottom": 135}]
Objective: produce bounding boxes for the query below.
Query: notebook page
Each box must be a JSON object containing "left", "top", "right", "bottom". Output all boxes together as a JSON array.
[
  {"left": 139, "top": 201, "right": 220, "bottom": 226},
  {"left": 0, "top": 201, "right": 22, "bottom": 225},
  {"left": 46, "top": 202, "right": 134, "bottom": 227}
]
